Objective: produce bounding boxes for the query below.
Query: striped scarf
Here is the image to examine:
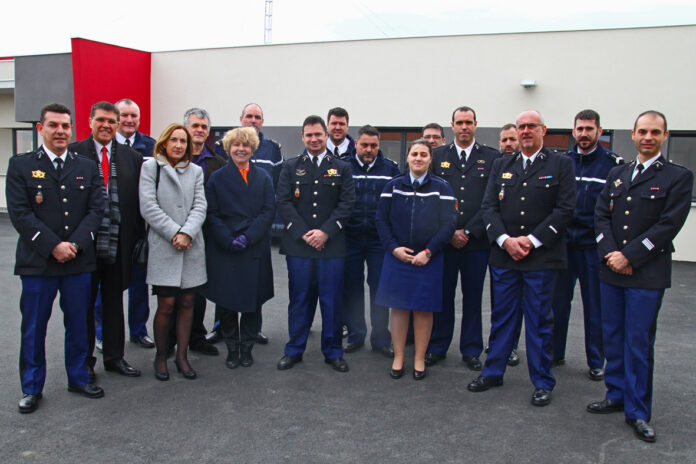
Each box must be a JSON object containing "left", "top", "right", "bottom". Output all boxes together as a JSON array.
[{"left": 96, "top": 143, "right": 121, "bottom": 263}]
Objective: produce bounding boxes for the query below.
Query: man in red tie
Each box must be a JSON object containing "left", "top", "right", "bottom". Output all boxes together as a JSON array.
[{"left": 69, "top": 101, "right": 144, "bottom": 381}]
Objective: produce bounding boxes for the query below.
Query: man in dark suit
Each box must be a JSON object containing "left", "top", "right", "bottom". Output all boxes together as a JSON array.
[
  {"left": 587, "top": 111, "right": 692, "bottom": 443},
  {"left": 426, "top": 106, "right": 501, "bottom": 371},
  {"left": 467, "top": 110, "right": 576, "bottom": 407},
  {"left": 276, "top": 115, "right": 356, "bottom": 372},
  {"left": 7, "top": 103, "right": 105, "bottom": 413},
  {"left": 111, "top": 98, "right": 155, "bottom": 349},
  {"left": 69, "top": 101, "right": 144, "bottom": 379}
]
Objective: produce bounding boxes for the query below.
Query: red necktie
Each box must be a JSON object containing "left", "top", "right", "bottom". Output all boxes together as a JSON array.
[{"left": 101, "top": 146, "right": 109, "bottom": 188}]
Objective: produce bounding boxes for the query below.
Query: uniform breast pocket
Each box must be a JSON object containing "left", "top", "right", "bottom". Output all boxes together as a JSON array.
[
  {"left": 534, "top": 177, "right": 559, "bottom": 205},
  {"left": 69, "top": 179, "right": 90, "bottom": 197},
  {"left": 291, "top": 179, "right": 311, "bottom": 202},
  {"left": 25, "top": 179, "right": 53, "bottom": 207},
  {"left": 322, "top": 176, "right": 342, "bottom": 188},
  {"left": 640, "top": 190, "right": 666, "bottom": 218}
]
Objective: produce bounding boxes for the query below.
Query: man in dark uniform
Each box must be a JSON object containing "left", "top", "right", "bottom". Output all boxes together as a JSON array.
[
  {"left": 342, "top": 125, "right": 400, "bottom": 356},
  {"left": 276, "top": 115, "right": 356, "bottom": 372},
  {"left": 587, "top": 111, "right": 692, "bottom": 443},
  {"left": 112, "top": 98, "right": 155, "bottom": 349},
  {"left": 426, "top": 106, "right": 501, "bottom": 371},
  {"left": 468, "top": 110, "right": 576, "bottom": 407},
  {"left": 551, "top": 110, "right": 624, "bottom": 380},
  {"left": 69, "top": 101, "right": 144, "bottom": 380},
  {"left": 326, "top": 107, "right": 355, "bottom": 158},
  {"left": 7, "top": 103, "right": 106, "bottom": 413}
]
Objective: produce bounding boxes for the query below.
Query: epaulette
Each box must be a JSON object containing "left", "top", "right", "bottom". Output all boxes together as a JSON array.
[
  {"left": 606, "top": 152, "right": 623, "bottom": 165},
  {"left": 269, "top": 138, "right": 282, "bottom": 149},
  {"left": 14, "top": 151, "right": 32, "bottom": 157},
  {"left": 668, "top": 159, "right": 689, "bottom": 170}
]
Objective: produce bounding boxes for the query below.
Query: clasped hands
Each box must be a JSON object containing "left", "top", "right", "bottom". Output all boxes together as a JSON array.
[
  {"left": 450, "top": 229, "right": 469, "bottom": 249},
  {"left": 172, "top": 232, "right": 192, "bottom": 251},
  {"left": 303, "top": 229, "right": 328, "bottom": 251},
  {"left": 393, "top": 247, "right": 430, "bottom": 267},
  {"left": 604, "top": 251, "right": 633, "bottom": 275},
  {"left": 503, "top": 236, "right": 533, "bottom": 261},
  {"left": 52, "top": 241, "right": 77, "bottom": 263}
]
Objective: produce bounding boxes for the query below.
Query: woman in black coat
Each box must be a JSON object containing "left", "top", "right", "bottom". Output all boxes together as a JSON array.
[{"left": 203, "top": 127, "right": 275, "bottom": 369}]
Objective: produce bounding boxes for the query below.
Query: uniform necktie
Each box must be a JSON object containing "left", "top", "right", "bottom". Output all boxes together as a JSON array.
[
  {"left": 312, "top": 155, "right": 319, "bottom": 169},
  {"left": 334, "top": 147, "right": 341, "bottom": 158},
  {"left": 125, "top": 139, "right": 131, "bottom": 147},
  {"left": 523, "top": 157, "right": 532, "bottom": 172},
  {"left": 361, "top": 163, "right": 370, "bottom": 173},
  {"left": 55, "top": 157, "right": 63, "bottom": 176},
  {"left": 413, "top": 179, "right": 420, "bottom": 189},
  {"left": 632, "top": 163, "right": 644, "bottom": 182},
  {"left": 101, "top": 146, "right": 109, "bottom": 188}
]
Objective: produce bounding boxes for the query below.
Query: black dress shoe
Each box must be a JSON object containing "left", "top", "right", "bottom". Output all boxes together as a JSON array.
[
  {"left": 325, "top": 357, "right": 349, "bottom": 372},
  {"left": 67, "top": 383, "right": 104, "bottom": 398},
  {"left": 372, "top": 345, "right": 395, "bottom": 358},
  {"left": 344, "top": 341, "right": 364, "bottom": 353},
  {"left": 507, "top": 350, "right": 520, "bottom": 366},
  {"left": 390, "top": 368, "right": 404, "bottom": 379},
  {"left": 240, "top": 350, "right": 254, "bottom": 367},
  {"left": 626, "top": 418, "right": 656, "bottom": 443},
  {"left": 277, "top": 355, "right": 302, "bottom": 370},
  {"left": 256, "top": 331, "right": 269, "bottom": 345},
  {"left": 467, "top": 375, "right": 503, "bottom": 392},
  {"left": 462, "top": 355, "right": 483, "bottom": 371},
  {"left": 226, "top": 351, "right": 240, "bottom": 369},
  {"left": 531, "top": 388, "right": 551, "bottom": 406},
  {"left": 130, "top": 334, "right": 155, "bottom": 348},
  {"left": 424, "top": 352, "right": 446, "bottom": 366},
  {"left": 174, "top": 360, "right": 197, "bottom": 379},
  {"left": 18, "top": 393, "right": 42, "bottom": 413},
  {"left": 153, "top": 358, "right": 169, "bottom": 381},
  {"left": 191, "top": 342, "right": 219, "bottom": 356},
  {"left": 587, "top": 398, "right": 624, "bottom": 414},
  {"left": 413, "top": 368, "right": 427, "bottom": 380},
  {"left": 552, "top": 358, "right": 565, "bottom": 366},
  {"left": 86, "top": 364, "right": 96, "bottom": 384},
  {"left": 588, "top": 367, "right": 605, "bottom": 381},
  {"left": 104, "top": 359, "right": 141, "bottom": 377},
  {"left": 205, "top": 331, "right": 222, "bottom": 344}
]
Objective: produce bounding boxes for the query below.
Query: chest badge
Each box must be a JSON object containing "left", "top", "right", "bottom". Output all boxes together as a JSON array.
[
  {"left": 440, "top": 161, "right": 451, "bottom": 169},
  {"left": 477, "top": 160, "right": 486, "bottom": 164},
  {"left": 35, "top": 190, "right": 43, "bottom": 204},
  {"left": 295, "top": 169, "right": 306, "bottom": 177},
  {"left": 327, "top": 168, "right": 338, "bottom": 177},
  {"left": 501, "top": 172, "right": 513, "bottom": 180},
  {"left": 613, "top": 179, "right": 622, "bottom": 188},
  {"left": 294, "top": 187, "right": 300, "bottom": 198},
  {"left": 32, "top": 170, "right": 46, "bottom": 179},
  {"left": 499, "top": 183, "right": 505, "bottom": 201}
]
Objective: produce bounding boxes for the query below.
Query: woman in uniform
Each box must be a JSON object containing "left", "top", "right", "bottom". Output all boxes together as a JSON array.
[
  {"left": 203, "top": 127, "right": 275, "bottom": 370},
  {"left": 375, "top": 140, "right": 456, "bottom": 380},
  {"left": 140, "top": 123, "right": 207, "bottom": 381}
]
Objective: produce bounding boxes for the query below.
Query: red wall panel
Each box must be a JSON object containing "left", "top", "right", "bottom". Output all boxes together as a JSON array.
[{"left": 71, "top": 38, "right": 151, "bottom": 140}]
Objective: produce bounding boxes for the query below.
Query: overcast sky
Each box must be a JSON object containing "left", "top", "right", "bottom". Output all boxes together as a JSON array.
[{"left": 3, "top": 0, "right": 696, "bottom": 56}]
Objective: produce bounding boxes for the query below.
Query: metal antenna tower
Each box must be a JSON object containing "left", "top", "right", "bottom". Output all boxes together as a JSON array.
[{"left": 264, "top": 0, "right": 273, "bottom": 44}]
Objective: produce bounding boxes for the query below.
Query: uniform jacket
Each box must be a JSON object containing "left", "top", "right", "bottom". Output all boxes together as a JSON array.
[
  {"left": 376, "top": 173, "right": 457, "bottom": 257},
  {"left": 432, "top": 141, "right": 501, "bottom": 251},
  {"left": 566, "top": 144, "right": 623, "bottom": 248},
  {"left": 132, "top": 131, "right": 155, "bottom": 157},
  {"left": 6, "top": 148, "right": 105, "bottom": 276},
  {"left": 482, "top": 147, "right": 577, "bottom": 271},
  {"left": 345, "top": 151, "right": 401, "bottom": 241},
  {"left": 69, "top": 136, "right": 143, "bottom": 288},
  {"left": 203, "top": 163, "right": 275, "bottom": 311},
  {"left": 139, "top": 157, "right": 207, "bottom": 289},
  {"left": 595, "top": 156, "right": 693, "bottom": 289},
  {"left": 276, "top": 153, "right": 356, "bottom": 258}
]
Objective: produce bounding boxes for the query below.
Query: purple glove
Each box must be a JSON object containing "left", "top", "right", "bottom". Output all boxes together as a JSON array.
[{"left": 231, "top": 234, "right": 248, "bottom": 251}]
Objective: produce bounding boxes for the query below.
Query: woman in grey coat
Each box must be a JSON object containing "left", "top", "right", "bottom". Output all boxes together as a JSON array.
[{"left": 139, "top": 123, "right": 207, "bottom": 381}]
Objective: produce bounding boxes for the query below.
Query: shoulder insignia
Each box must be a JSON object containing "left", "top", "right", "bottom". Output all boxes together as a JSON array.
[
  {"left": 607, "top": 152, "right": 623, "bottom": 164},
  {"left": 515, "top": 154, "right": 521, "bottom": 161},
  {"left": 15, "top": 151, "right": 32, "bottom": 157},
  {"left": 655, "top": 160, "right": 664, "bottom": 170},
  {"left": 32, "top": 170, "right": 46, "bottom": 179},
  {"left": 538, "top": 152, "right": 547, "bottom": 160},
  {"left": 440, "top": 161, "right": 451, "bottom": 169}
]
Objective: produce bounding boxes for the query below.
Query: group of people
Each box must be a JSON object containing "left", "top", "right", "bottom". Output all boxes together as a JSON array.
[{"left": 7, "top": 100, "right": 692, "bottom": 445}]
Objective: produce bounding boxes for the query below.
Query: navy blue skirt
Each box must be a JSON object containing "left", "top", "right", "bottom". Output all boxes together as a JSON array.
[{"left": 375, "top": 251, "right": 444, "bottom": 312}]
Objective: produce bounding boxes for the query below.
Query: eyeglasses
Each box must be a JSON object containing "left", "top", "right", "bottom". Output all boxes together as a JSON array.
[
  {"left": 517, "top": 123, "right": 542, "bottom": 130},
  {"left": 423, "top": 134, "right": 442, "bottom": 140}
]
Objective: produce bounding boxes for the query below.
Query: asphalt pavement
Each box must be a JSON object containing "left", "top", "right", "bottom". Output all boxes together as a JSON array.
[{"left": 0, "top": 215, "right": 694, "bottom": 463}]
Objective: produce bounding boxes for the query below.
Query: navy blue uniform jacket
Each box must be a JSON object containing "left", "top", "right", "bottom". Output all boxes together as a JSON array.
[
  {"left": 203, "top": 163, "right": 275, "bottom": 311},
  {"left": 6, "top": 148, "right": 105, "bottom": 276},
  {"left": 376, "top": 173, "right": 457, "bottom": 257},
  {"left": 595, "top": 156, "right": 693, "bottom": 289},
  {"left": 432, "top": 142, "right": 501, "bottom": 251},
  {"left": 345, "top": 151, "right": 401, "bottom": 241},
  {"left": 566, "top": 144, "right": 623, "bottom": 248},
  {"left": 482, "top": 147, "right": 577, "bottom": 271},
  {"left": 132, "top": 131, "right": 155, "bottom": 158},
  {"left": 276, "top": 153, "right": 356, "bottom": 258}
]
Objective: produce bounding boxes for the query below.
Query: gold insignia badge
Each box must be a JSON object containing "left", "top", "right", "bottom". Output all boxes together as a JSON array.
[
  {"left": 477, "top": 160, "right": 486, "bottom": 164},
  {"left": 501, "top": 172, "right": 513, "bottom": 179},
  {"left": 327, "top": 169, "right": 338, "bottom": 176},
  {"left": 440, "top": 161, "right": 451, "bottom": 168},
  {"left": 613, "top": 179, "right": 622, "bottom": 187},
  {"left": 296, "top": 169, "right": 306, "bottom": 176},
  {"left": 32, "top": 170, "right": 46, "bottom": 179}
]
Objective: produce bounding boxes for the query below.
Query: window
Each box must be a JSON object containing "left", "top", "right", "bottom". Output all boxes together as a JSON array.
[
  {"left": 667, "top": 132, "right": 696, "bottom": 199},
  {"left": 13, "top": 127, "right": 37, "bottom": 154},
  {"left": 544, "top": 129, "right": 613, "bottom": 153},
  {"left": 376, "top": 128, "right": 422, "bottom": 169}
]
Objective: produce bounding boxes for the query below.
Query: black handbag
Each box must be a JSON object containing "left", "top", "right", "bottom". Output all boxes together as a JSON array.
[{"left": 132, "top": 163, "right": 161, "bottom": 269}]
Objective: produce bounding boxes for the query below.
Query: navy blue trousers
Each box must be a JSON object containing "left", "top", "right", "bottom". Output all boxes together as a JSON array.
[
  {"left": 285, "top": 256, "right": 344, "bottom": 359},
  {"left": 482, "top": 266, "right": 557, "bottom": 390},
  {"left": 20, "top": 273, "right": 92, "bottom": 394},
  {"left": 429, "top": 248, "right": 488, "bottom": 356},
  {"left": 552, "top": 246, "right": 604, "bottom": 368},
  {"left": 342, "top": 237, "right": 390, "bottom": 349},
  {"left": 600, "top": 282, "right": 663, "bottom": 421}
]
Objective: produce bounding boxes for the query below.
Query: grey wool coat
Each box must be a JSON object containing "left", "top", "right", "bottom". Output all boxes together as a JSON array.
[{"left": 139, "top": 157, "right": 207, "bottom": 289}]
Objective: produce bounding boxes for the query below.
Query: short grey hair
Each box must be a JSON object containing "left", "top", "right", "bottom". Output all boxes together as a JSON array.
[
  {"left": 183, "top": 107, "right": 211, "bottom": 126},
  {"left": 115, "top": 98, "right": 139, "bottom": 110}
]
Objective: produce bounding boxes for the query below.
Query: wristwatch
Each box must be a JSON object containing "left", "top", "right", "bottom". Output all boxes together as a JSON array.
[{"left": 425, "top": 249, "right": 432, "bottom": 259}]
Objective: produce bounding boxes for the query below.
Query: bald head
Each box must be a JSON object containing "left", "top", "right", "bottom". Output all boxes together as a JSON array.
[
  {"left": 240, "top": 103, "right": 264, "bottom": 132},
  {"left": 515, "top": 110, "right": 547, "bottom": 156}
]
